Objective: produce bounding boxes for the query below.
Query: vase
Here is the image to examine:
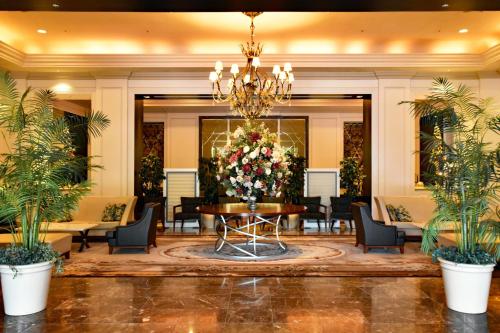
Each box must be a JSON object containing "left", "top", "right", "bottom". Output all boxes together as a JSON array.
[{"left": 247, "top": 197, "right": 257, "bottom": 211}]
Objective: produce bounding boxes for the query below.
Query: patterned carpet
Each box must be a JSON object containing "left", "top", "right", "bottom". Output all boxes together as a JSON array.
[{"left": 62, "top": 236, "right": 443, "bottom": 277}]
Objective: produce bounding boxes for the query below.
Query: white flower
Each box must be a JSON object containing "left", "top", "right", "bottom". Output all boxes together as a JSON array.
[
  {"left": 236, "top": 175, "right": 243, "bottom": 183},
  {"left": 261, "top": 147, "right": 267, "bottom": 155},
  {"left": 231, "top": 161, "right": 237, "bottom": 167},
  {"left": 230, "top": 176, "right": 236, "bottom": 184},
  {"left": 243, "top": 146, "right": 250, "bottom": 153},
  {"left": 265, "top": 168, "right": 271, "bottom": 176},
  {"left": 244, "top": 181, "right": 253, "bottom": 188},
  {"left": 233, "top": 127, "right": 244, "bottom": 138},
  {"left": 237, "top": 170, "right": 244, "bottom": 176},
  {"left": 216, "top": 175, "right": 221, "bottom": 181},
  {"left": 277, "top": 172, "right": 283, "bottom": 179},
  {"left": 242, "top": 157, "right": 249, "bottom": 164},
  {"left": 276, "top": 191, "right": 281, "bottom": 197},
  {"left": 249, "top": 151, "right": 257, "bottom": 159},
  {"left": 253, "top": 148, "right": 260, "bottom": 156},
  {"left": 254, "top": 180, "right": 262, "bottom": 189},
  {"left": 226, "top": 189, "right": 234, "bottom": 197}
]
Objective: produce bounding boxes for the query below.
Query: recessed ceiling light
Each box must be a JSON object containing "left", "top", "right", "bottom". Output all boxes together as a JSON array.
[
  {"left": 52, "top": 3, "right": 60, "bottom": 8},
  {"left": 356, "top": 95, "right": 363, "bottom": 99},
  {"left": 458, "top": 28, "right": 469, "bottom": 34},
  {"left": 144, "top": 96, "right": 150, "bottom": 99},
  {"left": 442, "top": 3, "right": 449, "bottom": 8},
  {"left": 37, "top": 29, "right": 47, "bottom": 34}
]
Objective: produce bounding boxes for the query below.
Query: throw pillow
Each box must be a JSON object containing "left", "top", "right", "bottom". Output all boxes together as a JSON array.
[
  {"left": 386, "top": 204, "right": 413, "bottom": 222},
  {"left": 57, "top": 212, "right": 73, "bottom": 222},
  {"left": 101, "top": 203, "right": 127, "bottom": 222}
]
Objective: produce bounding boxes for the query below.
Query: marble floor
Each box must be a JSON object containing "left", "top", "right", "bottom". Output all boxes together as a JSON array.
[{"left": 2, "top": 276, "right": 498, "bottom": 333}]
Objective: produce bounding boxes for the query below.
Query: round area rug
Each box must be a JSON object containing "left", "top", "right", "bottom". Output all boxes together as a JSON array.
[{"left": 161, "top": 242, "right": 345, "bottom": 262}]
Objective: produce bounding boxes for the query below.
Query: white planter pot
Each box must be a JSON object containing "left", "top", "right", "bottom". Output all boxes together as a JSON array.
[
  {"left": 0, "top": 261, "right": 53, "bottom": 316},
  {"left": 439, "top": 258, "right": 495, "bottom": 314}
]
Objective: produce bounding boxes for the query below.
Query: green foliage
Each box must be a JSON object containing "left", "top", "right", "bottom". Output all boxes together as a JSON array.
[
  {"left": 198, "top": 158, "right": 219, "bottom": 204},
  {"left": 0, "top": 243, "right": 63, "bottom": 273},
  {"left": 139, "top": 153, "right": 165, "bottom": 198},
  {"left": 432, "top": 246, "right": 496, "bottom": 265},
  {"left": 340, "top": 157, "right": 366, "bottom": 197},
  {"left": 401, "top": 77, "right": 499, "bottom": 263},
  {"left": 284, "top": 153, "right": 306, "bottom": 203},
  {"left": 0, "top": 71, "right": 110, "bottom": 265}
]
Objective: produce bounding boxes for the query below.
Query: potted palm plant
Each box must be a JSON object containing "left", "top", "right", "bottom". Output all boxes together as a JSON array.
[
  {"left": 0, "top": 71, "right": 110, "bottom": 315},
  {"left": 402, "top": 77, "right": 499, "bottom": 314}
]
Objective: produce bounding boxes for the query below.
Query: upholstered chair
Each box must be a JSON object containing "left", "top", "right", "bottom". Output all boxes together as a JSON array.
[
  {"left": 298, "top": 196, "right": 327, "bottom": 230},
  {"left": 173, "top": 197, "right": 203, "bottom": 231},
  {"left": 330, "top": 196, "right": 354, "bottom": 230},
  {"left": 351, "top": 202, "right": 405, "bottom": 254},
  {"left": 106, "top": 203, "right": 160, "bottom": 254}
]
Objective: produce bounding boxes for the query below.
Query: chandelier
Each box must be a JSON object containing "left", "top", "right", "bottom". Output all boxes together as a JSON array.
[{"left": 209, "top": 12, "right": 294, "bottom": 120}]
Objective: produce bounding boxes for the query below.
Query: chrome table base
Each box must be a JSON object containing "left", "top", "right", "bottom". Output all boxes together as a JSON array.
[{"left": 214, "top": 214, "right": 287, "bottom": 259}]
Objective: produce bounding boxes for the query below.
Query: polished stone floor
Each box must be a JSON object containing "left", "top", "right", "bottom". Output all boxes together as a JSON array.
[{"left": 2, "top": 276, "right": 498, "bottom": 332}]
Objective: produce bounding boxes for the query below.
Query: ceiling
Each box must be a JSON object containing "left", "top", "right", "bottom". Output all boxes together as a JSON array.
[
  {"left": 1, "top": 11, "right": 499, "bottom": 55},
  {"left": 0, "top": 11, "right": 499, "bottom": 76},
  {"left": 1, "top": 0, "right": 499, "bottom": 12}
]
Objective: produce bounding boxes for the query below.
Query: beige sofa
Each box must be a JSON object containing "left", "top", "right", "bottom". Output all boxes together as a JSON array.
[
  {"left": 374, "top": 196, "right": 436, "bottom": 236},
  {"left": 56, "top": 196, "right": 137, "bottom": 236},
  {"left": 0, "top": 233, "right": 72, "bottom": 259}
]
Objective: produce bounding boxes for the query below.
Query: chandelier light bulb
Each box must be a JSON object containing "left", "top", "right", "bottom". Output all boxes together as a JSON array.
[
  {"left": 278, "top": 71, "right": 286, "bottom": 81},
  {"left": 227, "top": 78, "right": 234, "bottom": 88},
  {"left": 252, "top": 57, "right": 261, "bottom": 67},
  {"left": 230, "top": 64, "right": 239, "bottom": 75},
  {"left": 288, "top": 73, "right": 295, "bottom": 83},
  {"left": 272, "top": 65, "right": 281, "bottom": 76},
  {"left": 209, "top": 71, "right": 218, "bottom": 82},
  {"left": 215, "top": 60, "right": 223, "bottom": 72},
  {"left": 283, "top": 63, "right": 292, "bottom": 72},
  {"left": 244, "top": 74, "right": 251, "bottom": 83}
]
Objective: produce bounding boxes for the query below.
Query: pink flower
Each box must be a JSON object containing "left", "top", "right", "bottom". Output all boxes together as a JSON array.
[
  {"left": 265, "top": 149, "right": 272, "bottom": 157},
  {"left": 229, "top": 154, "right": 238, "bottom": 163}
]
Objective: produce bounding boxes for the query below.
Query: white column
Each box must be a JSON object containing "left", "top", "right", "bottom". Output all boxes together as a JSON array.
[
  {"left": 376, "top": 76, "right": 413, "bottom": 196},
  {"left": 91, "top": 78, "right": 129, "bottom": 196},
  {"left": 479, "top": 74, "right": 500, "bottom": 146}
]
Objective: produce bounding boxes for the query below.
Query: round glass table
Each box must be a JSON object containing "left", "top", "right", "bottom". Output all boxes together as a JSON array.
[{"left": 197, "top": 203, "right": 306, "bottom": 259}]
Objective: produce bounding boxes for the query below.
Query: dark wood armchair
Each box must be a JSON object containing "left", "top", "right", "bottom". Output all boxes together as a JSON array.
[
  {"left": 330, "top": 196, "right": 354, "bottom": 230},
  {"left": 351, "top": 202, "right": 405, "bottom": 254},
  {"left": 298, "top": 196, "right": 327, "bottom": 230},
  {"left": 173, "top": 197, "right": 203, "bottom": 231}
]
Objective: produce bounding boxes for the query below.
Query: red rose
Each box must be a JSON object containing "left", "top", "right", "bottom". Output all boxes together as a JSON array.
[
  {"left": 272, "top": 162, "right": 281, "bottom": 169},
  {"left": 236, "top": 188, "right": 243, "bottom": 194},
  {"left": 256, "top": 167, "right": 264, "bottom": 176},
  {"left": 242, "top": 164, "right": 251, "bottom": 173},
  {"left": 236, "top": 148, "right": 243, "bottom": 157},
  {"left": 248, "top": 132, "right": 262, "bottom": 143}
]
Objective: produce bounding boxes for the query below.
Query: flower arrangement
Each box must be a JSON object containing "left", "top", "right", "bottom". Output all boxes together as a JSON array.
[{"left": 217, "top": 122, "right": 290, "bottom": 202}]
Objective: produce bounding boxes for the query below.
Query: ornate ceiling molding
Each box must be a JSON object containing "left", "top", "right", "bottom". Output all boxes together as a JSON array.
[{"left": 1, "top": 41, "right": 498, "bottom": 76}]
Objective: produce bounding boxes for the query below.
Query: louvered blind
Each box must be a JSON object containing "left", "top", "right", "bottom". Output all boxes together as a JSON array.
[
  {"left": 165, "top": 170, "right": 198, "bottom": 221},
  {"left": 306, "top": 169, "right": 340, "bottom": 218}
]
